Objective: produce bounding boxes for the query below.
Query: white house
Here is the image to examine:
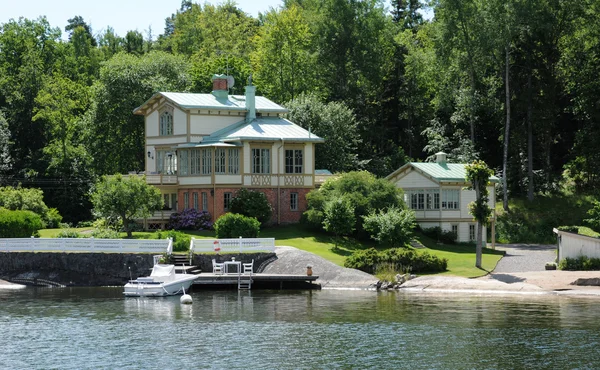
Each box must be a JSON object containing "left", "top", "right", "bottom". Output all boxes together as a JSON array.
[
  {"left": 386, "top": 152, "right": 499, "bottom": 244},
  {"left": 132, "top": 74, "right": 324, "bottom": 229}
]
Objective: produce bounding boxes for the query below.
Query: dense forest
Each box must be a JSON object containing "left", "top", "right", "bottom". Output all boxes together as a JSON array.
[{"left": 0, "top": 0, "right": 599, "bottom": 224}]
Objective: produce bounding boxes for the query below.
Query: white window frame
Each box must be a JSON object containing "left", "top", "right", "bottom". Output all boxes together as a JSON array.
[
  {"left": 451, "top": 224, "right": 458, "bottom": 237},
  {"left": 178, "top": 150, "right": 189, "bottom": 176},
  {"left": 252, "top": 148, "right": 270, "bottom": 174},
  {"left": 442, "top": 189, "right": 460, "bottom": 210},
  {"left": 228, "top": 148, "right": 240, "bottom": 174},
  {"left": 201, "top": 192, "right": 208, "bottom": 211},
  {"left": 285, "top": 149, "right": 303, "bottom": 174},
  {"left": 184, "top": 192, "right": 189, "bottom": 209},
  {"left": 201, "top": 149, "right": 212, "bottom": 175},
  {"left": 224, "top": 192, "right": 232, "bottom": 211},
  {"left": 215, "top": 148, "right": 226, "bottom": 174},
  {"left": 159, "top": 109, "right": 173, "bottom": 136},
  {"left": 193, "top": 192, "right": 199, "bottom": 211},
  {"left": 469, "top": 224, "right": 476, "bottom": 241}
]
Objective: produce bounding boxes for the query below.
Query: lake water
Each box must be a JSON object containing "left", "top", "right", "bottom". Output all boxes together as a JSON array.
[{"left": 1, "top": 287, "right": 599, "bottom": 369}]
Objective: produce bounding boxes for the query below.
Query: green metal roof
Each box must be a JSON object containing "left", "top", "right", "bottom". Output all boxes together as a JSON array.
[
  {"left": 406, "top": 162, "right": 500, "bottom": 183},
  {"left": 204, "top": 117, "right": 324, "bottom": 143}
]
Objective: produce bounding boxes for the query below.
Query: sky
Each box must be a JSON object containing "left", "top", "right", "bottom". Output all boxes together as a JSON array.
[{"left": 0, "top": 0, "right": 284, "bottom": 39}]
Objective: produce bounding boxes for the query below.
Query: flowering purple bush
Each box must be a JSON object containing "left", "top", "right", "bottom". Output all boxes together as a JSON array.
[{"left": 167, "top": 209, "right": 213, "bottom": 230}]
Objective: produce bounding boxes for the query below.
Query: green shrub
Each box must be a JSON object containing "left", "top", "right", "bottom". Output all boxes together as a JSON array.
[
  {"left": 343, "top": 248, "right": 381, "bottom": 273},
  {"left": 0, "top": 208, "right": 43, "bottom": 238},
  {"left": 323, "top": 197, "right": 356, "bottom": 239},
  {"left": 57, "top": 229, "right": 81, "bottom": 238},
  {"left": 155, "top": 230, "right": 191, "bottom": 252},
  {"left": 214, "top": 213, "right": 260, "bottom": 238},
  {"left": 45, "top": 208, "right": 63, "bottom": 228},
  {"left": 89, "top": 228, "right": 120, "bottom": 239},
  {"left": 300, "top": 209, "right": 324, "bottom": 230},
  {"left": 559, "top": 256, "right": 600, "bottom": 270},
  {"left": 344, "top": 247, "right": 448, "bottom": 274},
  {"left": 363, "top": 207, "right": 416, "bottom": 248},
  {"left": 422, "top": 227, "right": 457, "bottom": 244},
  {"left": 230, "top": 188, "right": 272, "bottom": 225}
]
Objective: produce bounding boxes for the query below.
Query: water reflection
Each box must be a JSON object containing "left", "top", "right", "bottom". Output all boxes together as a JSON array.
[{"left": 1, "top": 287, "right": 600, "bottom": 369}]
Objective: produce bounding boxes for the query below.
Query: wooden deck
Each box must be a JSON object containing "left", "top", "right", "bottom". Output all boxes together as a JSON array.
[{"left": 191, "top": 273, "right": 320, "bottom": 290}]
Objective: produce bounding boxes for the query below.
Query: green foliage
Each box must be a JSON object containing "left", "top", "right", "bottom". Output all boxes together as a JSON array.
[
  {"left": 56, "top": 229, "right": 81, "bottom": 238},
  {"left": 584, "top": 200, "right": 600, "bottom": 232},
  {"left": 496, "top": 195, "right": 596, "bottom": 243},
  {"left": 155, "top": 230, "right": 191, "bottom": 252},
  {"left": 344, "top": 247, "right": 448, "bottom": 274},
  {"left": 0, "top": 111, "right": 12, "bottom": 175},
  {"left": 286, "top": 93, "right": 361, "bottom": 173},
  {"left": 422, "top": 227, "right": 457, "bottom": 244},
  {"left": 304, "top": 171, "right": 404, "bottom": 238},
  {"left": 559, "top": 256, "right": 600, "bottom": 271},
  {"left": 90, "top": 228, "right": 120, "bottom": 239},
  {"left": 0, "top": 209, "right": 44, "bottom": 238},
  {"left": 363, "top": 207, "right": 416, "bottom": 248},
  {"left": 323, "top": 198, "right": 356, "bottom": 240},
  {"left": 0, "top": 186, "right": 61, "bottom": 228},
  {"left": 90, "top": 174, "right": 162, "bottom": 237},
  {"left": 213, "top": 213, "right": 260, "bottom": 238},
  {"left": 230, "top": 188, "right": 272, "bottom": 225}
]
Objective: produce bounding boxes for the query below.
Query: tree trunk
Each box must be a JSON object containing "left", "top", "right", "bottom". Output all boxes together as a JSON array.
[
  {"left": 502, "top": 44, "right": 511, "bottom": 212},
  {"left": 475, "top": 182, "right": 482, "bottom": 268},
  {"left": 526, "top": 69, "right": 534, "bottom": 202}
]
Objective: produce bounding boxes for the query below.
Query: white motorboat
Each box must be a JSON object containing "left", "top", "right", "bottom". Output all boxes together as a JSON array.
[{"left": 124, "top": 264, "right": 198, "bottom": 297}]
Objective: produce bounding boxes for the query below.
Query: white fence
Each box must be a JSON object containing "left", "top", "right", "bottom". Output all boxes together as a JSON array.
[
  {"left": 190, "top": 237, "right": 275, "bottom": 254},
  {"left": 0, "top": 237, "right": 173, "bottom": 254},
  {"left": 554, "top": 228, "right": 600, "bottom": 261}
]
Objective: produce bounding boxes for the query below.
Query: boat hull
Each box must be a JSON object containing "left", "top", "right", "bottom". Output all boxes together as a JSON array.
[{"left": 123, "top": 275, "right": 198, "bottom": 297}]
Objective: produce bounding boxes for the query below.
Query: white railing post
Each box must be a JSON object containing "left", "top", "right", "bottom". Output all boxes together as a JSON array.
[
  {"left": 90, "top": 237, "right": 95, "bottom": 251},
  {"left": 31, "top": 236, "right": 35, "bottom": 251},
  {"left": 62, "top": 237, "right": 66, "bottom": 252},
  {"left": 167, "top": 237, "right": 173, "bottom": 255},
  {"left": 239, "top": 236, "right": 242, "bottom": 253}
]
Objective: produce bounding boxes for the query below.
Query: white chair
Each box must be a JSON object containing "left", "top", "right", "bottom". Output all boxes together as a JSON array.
[
  {"left": 212, "top": 259, "right": 224, "bottom": 275},
  {"left": 243, "top": 259, "right": 254, "bottom": 275}
]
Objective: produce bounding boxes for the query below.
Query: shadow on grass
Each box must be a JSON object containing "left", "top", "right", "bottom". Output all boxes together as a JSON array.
[{"left": 417, "top": 232, "right": 505, "bottom": 256}]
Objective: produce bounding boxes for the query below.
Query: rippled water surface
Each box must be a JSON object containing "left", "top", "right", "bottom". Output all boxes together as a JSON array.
[{"left": 1, "top": 288, "right": 599, "bottom": 369}]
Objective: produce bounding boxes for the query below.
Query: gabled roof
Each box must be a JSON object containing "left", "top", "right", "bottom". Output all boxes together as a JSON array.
[
  {"left": 204, "top": 117, "right": 324, "bottom": 143},
  {"left": 386, "top": 162, "right": 500, "bottom": 184},
  {"left": 133, "top": 92, "right": 288, "bottom": 115}
]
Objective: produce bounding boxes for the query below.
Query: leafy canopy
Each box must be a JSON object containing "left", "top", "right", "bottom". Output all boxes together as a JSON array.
[{"left": 90, "top": 174, "right": 162, "bottom": 237}]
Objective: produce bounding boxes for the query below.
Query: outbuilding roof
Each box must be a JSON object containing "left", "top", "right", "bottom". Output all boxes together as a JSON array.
[
  {"left": 133, "top": 92, "right": 288, "bottom": 114},
  {"left": 387, "top": 162, "right": 500, "bottom": 184}
]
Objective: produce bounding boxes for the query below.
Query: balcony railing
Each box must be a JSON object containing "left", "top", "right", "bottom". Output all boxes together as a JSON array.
[{"left": 125, "top": 172, "right": 178, "bottom": 185}]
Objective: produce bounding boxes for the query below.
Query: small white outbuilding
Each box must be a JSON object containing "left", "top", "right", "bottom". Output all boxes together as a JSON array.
[{"left": 386, "top": 152, "right": 499, "bottom": 244}]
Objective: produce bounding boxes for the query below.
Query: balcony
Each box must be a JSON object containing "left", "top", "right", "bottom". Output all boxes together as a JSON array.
[{"left": 126, "top": 172, "right": 178, "bottom": 185}]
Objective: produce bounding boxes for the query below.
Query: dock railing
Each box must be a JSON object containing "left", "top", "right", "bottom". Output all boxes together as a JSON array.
[
  {"left": 190, "top": 237, "right": 275, "bottom": 255},
  {"left": 0, "top": 237, "right": 173, "bottom": 254}
]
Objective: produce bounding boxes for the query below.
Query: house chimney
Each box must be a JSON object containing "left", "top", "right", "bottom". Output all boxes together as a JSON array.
[
  {"left": 435, "top": 151, "right": 447, "bottom": 164},
  {"left": 211, "top": 74, "right": 228, "bottom": 99},
  {"left": 245, "top": 74, "right": 256, "bottom": 122}
]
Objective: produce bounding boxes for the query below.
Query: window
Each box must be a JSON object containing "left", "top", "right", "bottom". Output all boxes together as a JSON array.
[
  {"left": 193, "top": 193, "right": 199, "bottom": 211},
  {"left": 290, "top": 192, "right": 299, "bottom": 211},
  {"left": 285, "top": 149, "right": 303, "bottom": 174},
  {"left": 159, "top": 110, "right": 173, "bottom": 136},
  {"left": 190, "top": 149, "right": 201, "bottom": 175},
  {"left": 215, "top": 148, "right": 226, "bottom": 174},
  {"left": 228, "top": 148, "right": 240, "bottom": 174},
  {"left": 184, "top": 192, "right": 189, "bottom": 209},
  {"left": 451, "top": 224, "right": 458, "bottom": 237},
  {"left": 405, "top": 190, "right": 425, "bottom": 210},
  {"left": 224, "top": 192, "right": 232, "bottom": 211},
  {"left": 252, "top": 148, "right": 270, "bottom": 174},
  {"left": 171, "top": 193, "right": 178, "bottom": 211},
  {"left": 201, "top": 192, "right": 208, "bottom": 211},
  {"left": 442, "top": 189, "right": 460, "bottom": 210},
  {"left": 469, "top": 224, "right": 476, "bottom": 241},
  {"left": 201, "top": 149, "right": 212, "bottom": 175},
  {"left": 156, "top": 150, "right": 176, "bottom": 174},
  {"left": 426, "top": 189, "right": 439, "bottom": 210},
  {"left": 178, "top": 150, "right": 189, "bottom": 176}
]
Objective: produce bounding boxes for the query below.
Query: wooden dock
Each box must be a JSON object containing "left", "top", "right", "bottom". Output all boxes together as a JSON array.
[{"left": 191, "top": 273, "right": 320, "bottom": 290}]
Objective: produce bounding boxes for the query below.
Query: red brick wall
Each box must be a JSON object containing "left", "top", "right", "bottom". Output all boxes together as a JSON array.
[{"left": 177, "top": 187, "right": 311, "bottom": 224}]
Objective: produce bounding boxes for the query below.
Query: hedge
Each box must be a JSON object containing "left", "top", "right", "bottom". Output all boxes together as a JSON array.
[{"left": 0, "top": 208, "right": 43, "bottom": 238}]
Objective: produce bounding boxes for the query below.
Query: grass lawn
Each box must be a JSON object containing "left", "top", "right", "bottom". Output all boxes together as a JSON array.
[
  {"left": 39, "top": 225, "right": 504, "bottom": 278},
  {"left": 38, "top": 227, "right": 94, "bottom": 238},
  {"left": 416, "top": 233, "right": 505, "bottom": 278}
]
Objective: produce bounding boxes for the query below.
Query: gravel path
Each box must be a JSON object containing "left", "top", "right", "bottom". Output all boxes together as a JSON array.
[{"left": 492, "top": 244, "right": 557, "bottom": 273}]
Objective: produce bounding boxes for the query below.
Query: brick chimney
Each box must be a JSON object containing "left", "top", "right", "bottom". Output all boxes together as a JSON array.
[{"left": 211, "top": 74, "right": 228, "bottom": 99}]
